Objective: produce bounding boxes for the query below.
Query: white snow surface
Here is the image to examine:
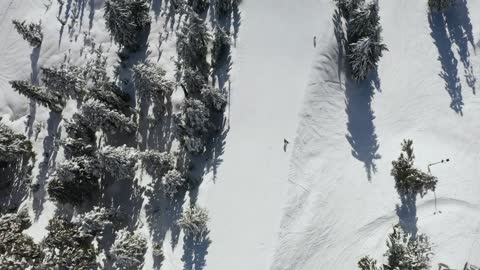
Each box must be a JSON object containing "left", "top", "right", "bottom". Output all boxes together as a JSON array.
[{"left": 1, "top": 0, "right": 480, "bottom": 269}]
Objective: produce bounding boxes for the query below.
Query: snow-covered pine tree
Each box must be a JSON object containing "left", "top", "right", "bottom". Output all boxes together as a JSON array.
[
  {"left": 133, "top": 62, "right": 174, "bottom": 105},
  {"left": 177, "top": 12, "right": 211, "bottom": 91},
  {"left": 9, "top": 80, "right": 64, "bottom": 112},
  {"left": 384, "top": 225, "right": 433, "bottom": 270},
  {"left": 96, "top": 145, "right": 138, "bottom": 180},
  {"left": 104, "top": 0, "right": 151, "bottom": 50},
  {"left": 0, "top": 122, "right": 33, "bottom": 164},
  {"left": 89, "top": 81, "right": 130, "bottom": 112},
  {"left": 335, "top": 0, "right": 365, "bottom": 19},
  {"left": 62, "top": 114, "right": 97, "bottom": 159},
  {"left": 175, "top": 98, "right": 210, "bottom": 154},
  {"left": 48, "top": 156, "right": 100, "bottom": 205},
  {"left": 214, "top": 0, "right": 233, "bottom": 18},
  {"left": 211, "top": 27, "right": 231, "bottom": 71},
  {"left": 41, "top": 217, "right": 98, "bottom": 269},
  {"left": 0, "top": 210, "right": 43, "bottom": 268},
  {"left": 162, "top": 169, "right": 186, "bottom": 198},
  {"left": 12, "top": 19, "right": 43, "bottom": 47},
  {"left": 183, "top": 66, "right": 208, "bottom": 95},
  {"left": 428, "top": 0, "right": 453, "bottom": 12},
  {"left": 358, "top": 256, "right": 381, "bottom": 270},
  {"left": 41, "top": 66, "right": 86, "bottom": 100},
  {"left": 391, "top": 139, "right": 438, "bottom": 197},
  {"left": 348, "top": 31, "right": 387, "bottom": 80},
  {"left": 177, "top": 204, "right": 209, "bottom": 237},
  {"left": 110, "top": 229, "right": 147, "bottom": 270},
  {"left": 187, "top": 0, "right": 210, "bottom": 14},
  {"left": 72, "top": 207, "right": 118, "bottom": 239},
  {"left": 140, "top": 150, "right": 176, "bottom": 177},
  {"left": 84, "top": 48, "right": 109, "bottom": 85},
  {"left": 201, "top": 85, "right": 227, "bottom": 112},
  {"left": 81, "top": 100, "right": 137, "bottom": 134},
  {"left": 347, "top": 1, "right": 380, "bottom": 42}
]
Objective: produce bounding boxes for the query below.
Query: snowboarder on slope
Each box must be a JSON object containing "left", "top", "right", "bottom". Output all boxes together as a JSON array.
[{"left": 284, "top": 139, "right": 289, "bottom": 152}]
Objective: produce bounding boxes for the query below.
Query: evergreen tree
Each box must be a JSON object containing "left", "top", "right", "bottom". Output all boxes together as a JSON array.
[
  {"left": 89, "top": 81, "right": 130, "bottom": 112},
  {"left": 12, "top": 19, "right": 43, "bottom": 47},
  {"left": 0, "top": 210, "right": 43, "bottom": 268},
  {"left": 178, "top": 204, "right": 209, "bottom": 237},
  {"left": 63, "top": 114, "right": 97, "bottom": 159},
  {"left": 41, "top": 217, "right": 98, "bottom": 269},
  {"left": 201, "top": 85, "right": 227, "bottom": 112},
  {"left": 358, "top": 256, "right": 381, "bottom": 270},
  {"left": 176, "top": 98, "right": 210, "bottom": 154},
  {"left": 384, "top": 225, "right": 432, "bottom": 270},
  {"left": 72, "top": 207, "right": 119, "bottom": 239},
  {"left": 48, "top": 156, "right": 100, "bottom": 205},
  {"left": 177, "top": 13, "right": 211, "bottom": 92},
  {"left": 347, "top": 2, "right": 380, "bottom": 42},
  {"left": 348, "top": 32, "right": 387, "bottom": 80},
  {"left": 162, "top": 169, "right": 186, "bottom": 198},
  {"left": 96, "top": 145, "right": 138, "bottom": 180},
  {"left": 0, "top": 123, "right": 33, "bottom": 164},
  {"left": 9, "top": 80, "right": 64, "bottom": 112},
  {"left": 81, "top": 100, "right": 137, "bottom": 134},
  {"left": 133, "top": 62, "right": 174, "bottom": 105},
  {"left": 391, "top": 140, "right": 438, "bottom": 197},
  {"left": 41, "top": 66, "right": 86, "bottom": 100},
  {"left": 211, "top": 27, "right": 231, "bottom": 71},
  {"left": 187, "top": 0, "right": 210, "bottom": 14},
  {"left": 214, "top": 0, "right": 233, "bottom": 18},
  {"left": 110, "top": 229, "right": 147, "bottom": 270},
  {"left": 140, "top": 150, "right": 176, "bottom": 177},
  {"left": 335, "top": 0, "right": 365, "bottom": 19},
  {"left": 104, "top": 0, "right": 151, "bottom": 50},
  {"left": 428, "top": 0, "right": 453, "bottom": 12}
]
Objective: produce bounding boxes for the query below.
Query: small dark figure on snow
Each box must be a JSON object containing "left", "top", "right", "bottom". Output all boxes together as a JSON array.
[{"left": 284, "top": 139, "right": 289, "bottom": 152}]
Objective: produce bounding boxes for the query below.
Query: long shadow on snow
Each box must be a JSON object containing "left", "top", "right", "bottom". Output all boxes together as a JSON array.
[
  {"left": 445, "top": 0, "right": 476, "bottom": 94},
  {"left": 182, "top": 231, "right": 211, "bottom": 270},
  {"left": 26, "top": 47, "right": 41, "bottom": 138},
  {"left": 146, "top": 189, "right": 186, "bottom": 269},
  {"left": 32, "top": 112, "right": 62, "bottom": 220},
  {"left": 0, "top": 157, "right": 33, "bottom": 214},
  {"left": 429, "top": 12, "right": 463, "bottom": 114},
  {"left": 344, "top": 73, "right": 381, "bottom": 181},
  {"left": 396, "top": 194, "right": 418, "bottom": 238}
]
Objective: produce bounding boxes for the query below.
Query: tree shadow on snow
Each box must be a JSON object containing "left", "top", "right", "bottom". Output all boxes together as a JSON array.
[
  {"left": 145, "top": 189, "right": 186, "bottom": 268},
  {"left": 0, "top": 158, "right": 33, "bottom": 214},
  {"left": 344, "top": 73, "right": 381, "bottom": 181},
  {"left": 445, "top": 0, "right": 476, "bottom": 94},
  {"left": 32, "top": 112, "right": 62, "bottom": 220},
  {"left": 26, "top": 47, "right": 41, "bottom": 138},
  {"left": 428, "top": 0, "right": 475, "bottom": 115},
  {"left": 395, "top": 193, "right": 418, "bottom": 238},
  {"left": 182, "top": 231, "right": 211, "bottom": 270}
]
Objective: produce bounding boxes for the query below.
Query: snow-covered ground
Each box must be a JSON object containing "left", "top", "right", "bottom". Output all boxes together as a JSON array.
[
  {"left": 271, "top": 0, "right": 480, "bottom": 269},
  {"left": 1, "top": 0, "right": 480, "bottom": 269}
]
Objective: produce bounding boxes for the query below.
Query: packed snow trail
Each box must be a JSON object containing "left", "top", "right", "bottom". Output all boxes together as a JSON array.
[
  {"left": 272, "top": 1, "right": 480, "bottom": 269},
  {"left": 190, "top": 0, "right": 332, "bottom": 269}
]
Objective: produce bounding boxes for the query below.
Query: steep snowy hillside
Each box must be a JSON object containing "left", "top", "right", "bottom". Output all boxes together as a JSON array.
[{"left": 272, "top": 0, "right": 480, "bottom": 269}]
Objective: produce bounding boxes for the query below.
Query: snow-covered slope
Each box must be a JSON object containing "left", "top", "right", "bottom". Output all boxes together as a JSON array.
[
  {"left": 1, "top": 0, "right": 480, "bottom": 269},
  {"left": 272, "top": 0, "right": 480, "bottom": 269}
]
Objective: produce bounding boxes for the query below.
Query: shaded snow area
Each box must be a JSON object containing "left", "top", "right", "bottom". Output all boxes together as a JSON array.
[{"left": 1, "top": 0, "right": 480, "bottom": 269}]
